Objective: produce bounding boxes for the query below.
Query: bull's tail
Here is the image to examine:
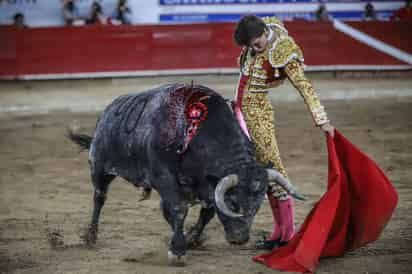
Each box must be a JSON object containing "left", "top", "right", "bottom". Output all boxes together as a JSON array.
[{"left": 66, "top": 128, "right": 93, "bottom": 151}]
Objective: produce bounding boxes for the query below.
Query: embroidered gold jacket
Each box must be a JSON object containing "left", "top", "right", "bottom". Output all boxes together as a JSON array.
[{"left": 239, "top": 16, "right": 329, "bottom": 126}]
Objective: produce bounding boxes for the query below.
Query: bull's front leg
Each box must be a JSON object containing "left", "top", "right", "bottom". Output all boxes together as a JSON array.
[
  {"left": 185, "top": 183, "right": 216, "bottom": 248},
  {"left": 160, "top": 198, "right": 188, "bottom": 266},
  {"left": 186, "top": 203, "right": 215, "bottom": 249}
]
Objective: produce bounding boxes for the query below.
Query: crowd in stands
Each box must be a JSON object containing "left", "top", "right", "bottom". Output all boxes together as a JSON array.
[
  {"left": 391, "top": 0, "right": 412, "bottom": 21},
  {"left": 363, "top": 2, "right": 377, "bottom": 21},
  {"left": 12, "top": 12, "right": 27, "bottom": 29},
  {"left": 11, "top": 0, "right": 131, "bottom": 28},
  {"left": 314, "top": 1, "right": 411, "bottom": 22},
  {"left": 315, "top": 3, "right": 330, "bottom": 22},
  {"left": 9, "top": 0, "right": 412, "bottom": 29},
  {"left": 62, "top": 0, "right": 131, "bottom": 26}
]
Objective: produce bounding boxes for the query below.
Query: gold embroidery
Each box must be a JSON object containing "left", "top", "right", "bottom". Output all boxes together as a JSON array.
[
  {"left": 284, "top": 60, "right": 329, "bottom": 125},
  {"left": 262, "top": 16, "right": 288, "bottom": 36},
  {"left": 252, "top": 69, "right": 268, "bottom": 80},
  {"left": 268, "top": 37, "right": 304, "bottom": 68},
  {"left": 250, "top": 78, "right": 267, "bottom": 87},
  {"left": 238, "top": 16, "right": 328, "bottom": 199},
  {"left": 241, "top": 50, "right": 254, "bottom": 76},
  {"left": 242, "top": 93, "right": 289, "bottom": 199}
]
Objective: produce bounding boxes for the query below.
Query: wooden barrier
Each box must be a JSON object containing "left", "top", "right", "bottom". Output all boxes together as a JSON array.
[{"left": 0, "top": 21, "right": 410, "bottom": 79}]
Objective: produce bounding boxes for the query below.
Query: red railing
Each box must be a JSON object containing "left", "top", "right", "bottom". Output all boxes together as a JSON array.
[{"left": 0, "top": 21, "right": 410, "bottom": 79}]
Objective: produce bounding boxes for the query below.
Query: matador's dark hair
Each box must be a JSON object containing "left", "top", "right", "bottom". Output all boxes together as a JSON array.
[{"left": 234, "top": 15, "right": 268, "bottom": 46}]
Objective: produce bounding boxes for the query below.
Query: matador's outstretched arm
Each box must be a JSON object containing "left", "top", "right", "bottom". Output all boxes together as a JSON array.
[{"left": 284, "top": 60, "right": 329, "bottom": 127}]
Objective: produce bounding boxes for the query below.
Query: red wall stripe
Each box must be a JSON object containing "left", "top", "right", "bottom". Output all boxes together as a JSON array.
[{"left": 0, "top": 22, "right": 409, "bottom": 78}]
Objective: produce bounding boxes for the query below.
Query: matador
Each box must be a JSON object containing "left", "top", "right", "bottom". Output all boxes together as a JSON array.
[{"left": 233, "top": 15, "right": 335, "bottom": 249}]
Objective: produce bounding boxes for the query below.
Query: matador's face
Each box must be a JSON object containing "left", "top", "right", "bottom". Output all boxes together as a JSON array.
[{"left": 249, "top": 32, "right": 268, "bottom": 53}]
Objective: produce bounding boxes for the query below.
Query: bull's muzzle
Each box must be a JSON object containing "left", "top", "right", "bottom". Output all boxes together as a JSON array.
[{"left": 225, "top": 228, "right": 250, "bottom": 245}]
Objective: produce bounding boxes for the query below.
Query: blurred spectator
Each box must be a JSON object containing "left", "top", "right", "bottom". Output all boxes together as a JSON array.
[
  {"left": 363, "top": 2, "right": 377, "bottom": 21},
  {"left": 86, "top": 1, "right": 108, "bottom": 25},
  {"left": 62, "top": 0, "right": 84, "bottom": 26},
  {"left": 391, "top": 0, "right": 412, "bottom": 21},
  {"left": 111, "top": 0, "right": 132, "bottom": 25},
  {"left": 315, "top": 4, "right": 330, "bottom": 22},
  {"left": 13, "top": 12, "right": 27, "bottom": 29}
]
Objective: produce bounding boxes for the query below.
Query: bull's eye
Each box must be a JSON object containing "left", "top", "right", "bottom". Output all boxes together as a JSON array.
[{"left": 227, "top": 196, "right": 241, "bottom": 213}]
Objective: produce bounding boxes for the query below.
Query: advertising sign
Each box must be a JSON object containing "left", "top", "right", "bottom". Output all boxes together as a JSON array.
[
  {"left": 158, "top": 0, "right": 403, "bottom": 22},
  {"left": 0, "top": 0, "right": 404, "bottom": 27}
]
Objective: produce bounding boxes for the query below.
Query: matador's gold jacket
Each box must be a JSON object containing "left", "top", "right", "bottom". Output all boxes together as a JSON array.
[
  {"left": 237, "top": 16, "right": 329, "bottom": 126},
  {"left": 234, "top": 17, "right": 329, "bottom": 198}
]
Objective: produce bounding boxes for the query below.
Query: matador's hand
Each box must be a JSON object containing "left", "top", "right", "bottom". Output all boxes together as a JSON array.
[{"left": 320, "top": 122, "right": 335, "bottom": 138}]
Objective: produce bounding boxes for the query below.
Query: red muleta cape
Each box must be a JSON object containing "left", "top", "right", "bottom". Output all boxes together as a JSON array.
[{"left": 254, "top": 129, "right": 398, "bottom": 273}]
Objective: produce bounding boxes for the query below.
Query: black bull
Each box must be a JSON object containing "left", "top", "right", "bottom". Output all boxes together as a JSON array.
[{"left": 67, "top": 83, "right": 303, "bottom": 265}]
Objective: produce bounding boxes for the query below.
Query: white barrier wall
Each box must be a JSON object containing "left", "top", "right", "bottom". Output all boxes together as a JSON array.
[{"left": 0, "top": 0, "right": 404, "bottom": 27}]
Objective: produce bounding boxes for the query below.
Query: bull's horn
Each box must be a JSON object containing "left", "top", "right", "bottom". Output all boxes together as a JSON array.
[
  {"left": 266, "top": 169, "right": 306, "bottom": 201},
  {"left": 214, "top": 174, "right": 243, "bottom": 218}
]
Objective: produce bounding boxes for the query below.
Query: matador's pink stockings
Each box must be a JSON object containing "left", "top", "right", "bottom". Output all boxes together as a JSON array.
[
  {"left": 234, "top": 106, "right": 250, "bottom": 139},
  {"left": 268, "top": 195, "right": 295, "bottom": 242}
]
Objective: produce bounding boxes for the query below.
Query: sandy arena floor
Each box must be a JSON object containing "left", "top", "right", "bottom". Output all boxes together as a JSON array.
[{"left": 0, "top": 75, "right": 411, "bottom": 274}]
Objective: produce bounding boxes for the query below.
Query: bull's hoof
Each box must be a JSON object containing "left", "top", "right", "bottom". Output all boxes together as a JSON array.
[
  {"left": 167, "top": 250, "right": 186, "bottom": 266},
  {"left": 185, "top": 227, "right": 206, "bottom": 249},
  {"left": 82, "top": 227, "right": 98, "bottom": 247},
  {"left": 186, "top": 235, "right": 205, "bottom": 249}
]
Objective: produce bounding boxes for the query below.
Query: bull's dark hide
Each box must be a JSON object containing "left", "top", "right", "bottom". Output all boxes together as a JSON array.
[{"left": 68, "top": 83, "right": 272, "bottom": 266}]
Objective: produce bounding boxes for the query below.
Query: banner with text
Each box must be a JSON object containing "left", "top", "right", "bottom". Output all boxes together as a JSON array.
[
  {"left": 0, "top": 0, "right": 404, "bottom": 27},
  {"left": 158, "top": 0, "right": 403, "bottom": 22}
]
